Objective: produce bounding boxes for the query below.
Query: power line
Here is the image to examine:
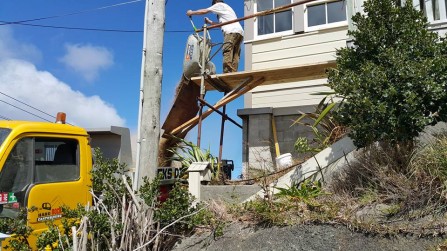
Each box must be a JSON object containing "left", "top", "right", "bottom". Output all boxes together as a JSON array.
[
  {"left": 0, "top": 92, "right": 74, "bottom": 125},
  {"left": 0, "top": 0, "right": 143, "bottom": 26},
  {"left": 0, "top": 91, "right": 55, "bottom": 120},
  {"left": 0, "top": 0, "right": 208, "bottom": 34},
  {"left": 0, "top": 114, "right": 11, "bottom": 121},
  {"left": 1, "top": 22, "right": 143, "bottom": 33},
  {"left": 0, "top": 99, "right": 52, "bottom": 122},
  {"left": 0, "top": 21, "right": 199, "bottom": 33}
]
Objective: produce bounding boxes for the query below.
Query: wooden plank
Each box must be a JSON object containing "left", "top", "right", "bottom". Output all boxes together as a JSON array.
[
  {"left": 190, "top": 61, "right": 336, "bottom": 91},
  {"left": 161, "top": 76, "right": 200, "bottom": 132},
  {"left": 171, "top": 77, "right": 265, "bottom": 135}
]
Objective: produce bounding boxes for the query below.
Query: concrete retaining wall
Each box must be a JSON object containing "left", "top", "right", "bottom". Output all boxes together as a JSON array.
[{"left": 201, "top": 185, "right": 261, "bottom": 204}]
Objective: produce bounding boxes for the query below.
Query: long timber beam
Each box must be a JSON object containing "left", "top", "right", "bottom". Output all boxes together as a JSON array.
[{"left": 170, "top": 77, "right": 265, "bottom": 136}]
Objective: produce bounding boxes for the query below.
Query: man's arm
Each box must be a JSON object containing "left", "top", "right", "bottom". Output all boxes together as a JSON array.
[
  {"left": 186, "top": 9, "right": 211, "bottom": 16},
  {"left": 204, "top": 17, "right": 217, "bottom": 25}
]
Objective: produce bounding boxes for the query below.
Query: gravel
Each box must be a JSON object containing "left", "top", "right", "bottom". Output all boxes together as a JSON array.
[{"left": 173, "top": 223, "right": 444, "bottom": 251}]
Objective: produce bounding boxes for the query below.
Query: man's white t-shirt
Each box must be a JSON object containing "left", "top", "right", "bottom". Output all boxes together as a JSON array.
[{"left": 207, "top": 3, "right": 244, "bottom": 35}]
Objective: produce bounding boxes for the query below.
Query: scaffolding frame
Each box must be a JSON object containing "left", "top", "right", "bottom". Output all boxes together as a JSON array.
[{"left": 162, "top": 0, "right": 334, "bottom": 178}]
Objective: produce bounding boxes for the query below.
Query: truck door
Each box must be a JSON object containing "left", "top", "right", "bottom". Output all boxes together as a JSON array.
[{"left": 0, "top": 136, "right": 90, "bottom": 232}]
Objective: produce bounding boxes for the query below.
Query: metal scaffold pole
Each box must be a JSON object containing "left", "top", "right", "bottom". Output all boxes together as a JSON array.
[{"left": 196, "top": 25, "right": 208, "bottom": 148}]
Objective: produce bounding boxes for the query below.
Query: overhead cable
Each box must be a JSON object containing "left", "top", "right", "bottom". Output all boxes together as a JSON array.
[
  {"left": 0, "top": 21, "right": 203, "bottom": 33},
  {"left": 0, "top": 99, "right": 52, "bottom": 122},
  {"left": 0, "top": 91, "right": 55, "bottom": 120},
  {"left": 0, "top": 0, "right": 143, "bottom": 26},
  {"left": 1, "top": 22, "right": 142, "bottom": 33},
  {"left": 0, "top": 114, "right": 11, "bottom": 121}
]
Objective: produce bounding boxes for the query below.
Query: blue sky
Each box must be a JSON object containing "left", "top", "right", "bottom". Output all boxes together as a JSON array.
[{"left": 0, "top": 0, "right": 245, "bottom": 177}]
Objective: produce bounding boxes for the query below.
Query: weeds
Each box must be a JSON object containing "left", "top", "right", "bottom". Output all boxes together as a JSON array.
[
  {"left": 223, "top": 132, "right": 447, "bottom": 238},
  {"left": 168, "top": 138, "right": 218, "bottom": 181},
  {"left": 276, "top": 180, "right": 325, "bottom": 207},
  {"left": 331, "top": 137, "right": 447, "bottom": 218},
  {"left": 293, "top": 95, "right": 347, "bottom": 155},
  {"left": 230, "top": 180, "right": 328, "bottom": 226}
]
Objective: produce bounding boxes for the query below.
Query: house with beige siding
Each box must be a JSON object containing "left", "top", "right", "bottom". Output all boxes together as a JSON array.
[{"left": 237, "top": 0, "right": 447, "bottom": 177}]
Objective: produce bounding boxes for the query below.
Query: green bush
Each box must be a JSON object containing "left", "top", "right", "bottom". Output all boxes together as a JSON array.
[
  {"left": 1, "top": 149, "right": 212, "bottom": 250},
  {"left": 0, "top": 209, "right": 32, "bottom": 250},
  {"left": 328, "top": 0, "right": 447, "bottom": 147}
]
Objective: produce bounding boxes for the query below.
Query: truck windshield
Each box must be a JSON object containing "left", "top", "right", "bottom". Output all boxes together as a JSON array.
[{"left": 0, "top": 128, "right": 11, "bottom": 148}]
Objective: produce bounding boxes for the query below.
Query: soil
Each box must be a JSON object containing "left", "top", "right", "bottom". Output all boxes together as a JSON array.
[{"left": 173, "top": 222, "right": 444, "bottom": 251}]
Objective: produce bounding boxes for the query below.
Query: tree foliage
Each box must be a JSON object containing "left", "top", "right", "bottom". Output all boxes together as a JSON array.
[{"left": 328, "top": 0, "right": 447, "bottom": 147}]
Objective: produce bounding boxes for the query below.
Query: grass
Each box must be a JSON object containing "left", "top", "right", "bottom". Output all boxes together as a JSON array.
[
  {"left": 331, "top": 138, "right": 447, "bottom": 218},
  {"left": 197, "top": 132, "right": 447, "bottom": 248}
]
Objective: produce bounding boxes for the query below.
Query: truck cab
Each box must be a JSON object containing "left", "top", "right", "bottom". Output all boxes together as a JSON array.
[{"left": 0, "top": 119, "right": 93, "bottom": 246}]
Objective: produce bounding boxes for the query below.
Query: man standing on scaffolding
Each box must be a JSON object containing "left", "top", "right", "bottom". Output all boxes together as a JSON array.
[{"left": 187, "top": 0, "right": 244, "bottom": 73}]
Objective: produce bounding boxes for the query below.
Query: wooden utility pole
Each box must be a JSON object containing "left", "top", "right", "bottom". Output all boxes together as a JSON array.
[{"left": 134, "top": 0, "right": 165, "bottom": 190}]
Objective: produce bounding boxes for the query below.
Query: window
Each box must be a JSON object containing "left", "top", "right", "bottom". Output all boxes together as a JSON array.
[
  {"left": 0, "top": 138, "right": 34, "bottom": 194},
  {"left": 0, "top": 137, "right": 79, "bottom": 218},
  {"left": 0, "top": 138, "right": 33, "bottom": 218},
  {"left": 422, "top": 0, "right": 447, "bottom": 22},
  {"left": 0, "top": 128, "right": 11, "bottom": 148},
  {"left": 305, "top": 0, "right": 347, "bottom": 31},
  {"left": 34, "top": 138, "right": 80, "bottom": 183},
  {"left": 256, "top": 0, "right": 293, "bottom": 36}
]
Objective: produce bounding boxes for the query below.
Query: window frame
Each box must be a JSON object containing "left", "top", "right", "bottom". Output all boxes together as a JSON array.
[
  {"left": 0, "top": 136, "right": 81, "bottom": 191},
  {"left": 423, "top": 0, "right": 447, "bottom": 24},
  {"left": 304, "top": 0, "right": 348, "bottom": 32},
  {"left": 254, "top": 0, "right": 294, "bottom": 39},
  {"left": 34, "top": 137, "right": 80, "bottom": 183}
]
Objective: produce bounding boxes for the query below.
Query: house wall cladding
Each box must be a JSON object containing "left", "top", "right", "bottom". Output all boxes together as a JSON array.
[
  {"left": 251, "top": 79, "right": 330, "bottom": 108},
  {"left": 248, "top": 27, "right": 346, "bottom": 108},
  {"left": 239, "top": 0, "right": 447, "bottom": 175},
  {"left": 240, "top": 0, "right": 349, "bottom": 174},
  {"left": 251, "top": 26, "right": 347, "bottom": 70}
]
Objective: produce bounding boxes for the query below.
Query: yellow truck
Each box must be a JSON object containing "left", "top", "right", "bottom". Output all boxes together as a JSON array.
[
  {"left": 0, "top": 113, "right": 181, "bottom": 249},
  {"left": 0, "top": 114, "right": 94, "bottom": 248}
]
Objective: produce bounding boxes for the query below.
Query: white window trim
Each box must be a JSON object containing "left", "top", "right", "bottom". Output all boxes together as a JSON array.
[
  {"left": 304, "top": 0, "right": 348, "bottom": 32},
  {"left": 253, "top": 0, "right": 294, "bottom": 40},
  {"left": 424, "top": 0, "right": 447, "bottom": 23}
]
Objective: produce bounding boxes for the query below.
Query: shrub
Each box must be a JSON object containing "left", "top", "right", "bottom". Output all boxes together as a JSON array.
[
  {"left": 0, "top": 209, "right": 32, "bottom": 250},
  {"left": 1, "top": 149, "right": 210, "bottom": 250},
  {"left": 328, "top": 0, "right": 447, "bottom": 147}
]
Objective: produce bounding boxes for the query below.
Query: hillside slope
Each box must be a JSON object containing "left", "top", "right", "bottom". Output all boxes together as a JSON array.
[{"left": 173, "top": 223, "right": 443, "bottom": 251}]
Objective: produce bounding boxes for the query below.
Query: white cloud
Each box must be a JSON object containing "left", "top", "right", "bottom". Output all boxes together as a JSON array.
[
  {"left": 59, "top": 43, "right": 114, "bottom": 82},
  {"left": 0, "top": 27, "right": 42, "bottom": 64},
  {"left": 0, "top": 59, "right": 125, "bottom": 128},
  {"left": 0, "top": 27, "right": 125, "bottom": 128}
]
